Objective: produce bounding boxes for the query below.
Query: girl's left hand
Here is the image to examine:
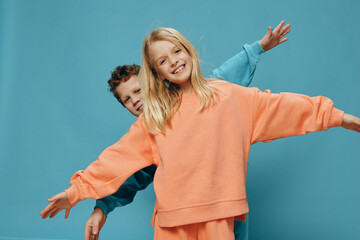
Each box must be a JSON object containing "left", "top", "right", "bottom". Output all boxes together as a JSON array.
[
  {"left": 40, "top": 191, "right": 72, "bottom": 219},
  {"left": 342, "top": 113, "right": 360, "bottom": 133},
  {"left": 259, "top": 20, "right": 291, "bottom": 51}
]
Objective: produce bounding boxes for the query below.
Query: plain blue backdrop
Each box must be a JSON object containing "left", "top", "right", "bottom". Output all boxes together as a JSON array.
[{"left": 0, "top": 0, "right": 359, "bottom": 239}]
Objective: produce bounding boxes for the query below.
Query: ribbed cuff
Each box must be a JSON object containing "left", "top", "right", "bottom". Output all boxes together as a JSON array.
[
  {"left": 328, "top": 108, "right": 344, "bottom": 128},
  {"left": 64, "top": 182, "right": 83, "bottom": 207},
  {"left": 245, "top": 41, "right": 265, "bottom": 57},
  {"left": 94, "top": 201, "right": 110, "bottom": 217}
]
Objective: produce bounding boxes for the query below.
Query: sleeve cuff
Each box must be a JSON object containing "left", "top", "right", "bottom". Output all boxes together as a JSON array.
[
  {"left": 328, "top": 108, "right": 344, "bottom": 129},
  {"left": 64, "top": 182, "right": 83, "bottom": 207},
  {"left": 255, "top": 41, "right": 265, "bottom": 53},
  {"left": 94, "top": 201, "right": 110, "bottom": 217},
  {"left": 244, "top": 41, "right": 265, "bottom": 58}
]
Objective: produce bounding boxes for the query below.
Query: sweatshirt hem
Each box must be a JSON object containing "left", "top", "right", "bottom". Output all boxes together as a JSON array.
[{"left": 154, "top": 198, "right": 249, "bottom": 227}]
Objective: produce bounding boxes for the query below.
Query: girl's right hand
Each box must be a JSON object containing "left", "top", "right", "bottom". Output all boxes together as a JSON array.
[{"left": 40, "top": 191, "right": 72, "bottom": 219}]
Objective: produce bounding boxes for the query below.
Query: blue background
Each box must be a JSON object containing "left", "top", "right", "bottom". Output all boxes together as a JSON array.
[{"left": 0, "top": 0, "right": 359, "bottom": 239}]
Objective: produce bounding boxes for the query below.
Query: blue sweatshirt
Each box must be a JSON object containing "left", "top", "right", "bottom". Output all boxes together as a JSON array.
[{"left": 95, "top": 41, "right": 264, "bottom": 239}]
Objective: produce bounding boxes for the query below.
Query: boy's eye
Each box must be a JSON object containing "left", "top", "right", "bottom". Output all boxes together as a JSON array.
[
  {"left": 160, "top": 59, "right": 166, "bottom": 65},
  {"left": 124, "top": 97, "right": 130, "bottom": 103},
  {"left": 175, "top": 49, "right": 181, "bottom": 53}
]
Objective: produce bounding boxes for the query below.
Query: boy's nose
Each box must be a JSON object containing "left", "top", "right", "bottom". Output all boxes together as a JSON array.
[{"left": 132, "top": 98, "right": 140, "bottom": 106}]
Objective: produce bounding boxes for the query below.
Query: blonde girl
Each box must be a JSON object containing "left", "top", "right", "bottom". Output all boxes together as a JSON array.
[{"left": 41, "top": 26, "right": 360, "bottom": 240}]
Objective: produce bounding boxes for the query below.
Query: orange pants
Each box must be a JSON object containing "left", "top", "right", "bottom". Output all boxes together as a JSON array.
[{"left": 154, "top": 217, "right": 235, "bottom": 240}]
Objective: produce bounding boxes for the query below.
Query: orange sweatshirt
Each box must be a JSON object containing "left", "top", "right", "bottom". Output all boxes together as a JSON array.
[{"left": 65, "top": 81, "right": 344, "bottom": 227}]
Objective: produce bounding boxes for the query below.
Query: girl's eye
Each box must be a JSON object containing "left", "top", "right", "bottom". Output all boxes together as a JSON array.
[
  {"left": 175, "top": 49, "right": 181, "bottom": 53},
  {"left": 124, "top": 97, "right": 130, "bottom": 103},
  {"left": 136, "top": 89, "right": 141, "bottom": 93},
  {"left": 160, "top": 59, "right": 166, "bottom": 65}
]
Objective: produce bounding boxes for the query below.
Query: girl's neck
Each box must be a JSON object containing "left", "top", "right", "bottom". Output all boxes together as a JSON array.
[{"left": 179, "top": 80, "right": 194, "bottom": 94}]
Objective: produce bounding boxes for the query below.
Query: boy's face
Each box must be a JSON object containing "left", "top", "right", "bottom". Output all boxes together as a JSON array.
[{"left": 116, "top": 75, "right": 143, "bottom": 117}]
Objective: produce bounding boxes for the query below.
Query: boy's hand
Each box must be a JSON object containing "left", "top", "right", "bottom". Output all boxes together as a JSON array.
[
  {"left": 259, "top": 20, "right": 291, "bottom": 51},
  {"left": 85, "top": 208, "right": 107, "bottom": 240},
  {"left": 40, "top": 191, "right": 72, "bottom": 219},
  {"left": 342, "top": 113, "right": 360, "bottom": 133}
]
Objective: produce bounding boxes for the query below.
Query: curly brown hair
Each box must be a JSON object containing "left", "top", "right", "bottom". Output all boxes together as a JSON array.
[{"left": 108, "top": 64, "right": 140, "bottom": 106}]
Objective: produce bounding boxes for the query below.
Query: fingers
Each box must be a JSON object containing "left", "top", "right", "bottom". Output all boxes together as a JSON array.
[
  {"left": 85, "top": 223, "right": 92, "bottom": 240},
  {"left": 92, "top": 225, "right": 99, "bottom": 236},
  {"left": 280, "top": 28, "right": 291, "bottom": 38},
  {"left": 273, "top": 20, "right": 285, "bottom": 33},
  {"left": 90, "top": 219, "right": 99, "bottom": 239},
  {"left": 273, "top": 21, "right": 290, "bottom": 39},
  {"left": 90, "top": 232, "right": 98, "bottom": 240},
  {"left": 65, "top": 209, "right": 71, "bottom": 219},
  {"left": 91, "top": 232, "right": 97, "bottom": 240},
  {"left": 280, "top": 24, "right": 291, "bottom": 38},
  {"left": 48, "top": 192, "right": 63, "bottom": 202},
  {"left": 44, "top": 207, "right": 58, "bottom": 219},
  {"left": 40, "top": 202, "right": 56, "bottom": 218},
  {"left": 279, "top": 38, "right": 289, "bottom": 44},
  {"left": 50, "top": 208, "right": 62, "bottom": 218},
  {"left": 267, "top": 26, "right": 272, "bottom": 36},
  {"left": 261, "top": 20, "right": 290, "bottom": 51},
  {"left": 281, "top": 24, "right": 291, "bottom": 32}
]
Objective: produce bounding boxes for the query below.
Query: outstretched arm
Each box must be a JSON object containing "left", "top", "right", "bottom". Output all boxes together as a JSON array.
[
  {"left": 210, "top": 20, "right": 290, "bottom": 86},
  {"left": 40, "top": 116, "right": 158, "bottom": 219},
  {"left": 248, "top": 88, "right": 359, "bottom": 144}
]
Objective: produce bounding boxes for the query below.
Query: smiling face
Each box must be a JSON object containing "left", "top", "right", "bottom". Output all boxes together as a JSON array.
[
  {"left": 149, "top": 40, "right": 193, "bottom": 93},
  {"left": 115, "top": 75, "right": 143, "bottom": 117}
]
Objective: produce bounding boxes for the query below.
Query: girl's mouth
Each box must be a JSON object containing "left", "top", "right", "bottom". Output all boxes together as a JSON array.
[{"left": 173, "top": 64, "right": 185, "bottom": 74}]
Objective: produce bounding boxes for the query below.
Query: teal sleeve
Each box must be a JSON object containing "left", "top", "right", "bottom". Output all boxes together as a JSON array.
[
  {"left": 94, "top": 165, "right": 157, "bottom": 217},
  {"left": 209, "top": 41, "right": 265, "bottom": 86}
]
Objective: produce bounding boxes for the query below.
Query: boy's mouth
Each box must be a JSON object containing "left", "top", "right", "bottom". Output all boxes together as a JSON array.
[
  {"left": 137, "top": 104, "right": 143, "bottom": 112},
  {"left": 172, "top": 64, "right": 185, "bottom": 74}
]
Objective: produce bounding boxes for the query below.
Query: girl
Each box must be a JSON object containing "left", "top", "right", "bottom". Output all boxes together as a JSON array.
[{"left": 41, "top": 27, "right": 360, "bottom": 239}]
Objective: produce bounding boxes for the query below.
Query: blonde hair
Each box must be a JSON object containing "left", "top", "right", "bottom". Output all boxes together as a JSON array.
[{"left": 139, "top": 27, "right": 219, "bottom": 134}]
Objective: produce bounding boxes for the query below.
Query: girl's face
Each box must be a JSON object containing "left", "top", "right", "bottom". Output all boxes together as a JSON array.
[{"left": 149, "top": 40, "right": 193, "bottom": 93}]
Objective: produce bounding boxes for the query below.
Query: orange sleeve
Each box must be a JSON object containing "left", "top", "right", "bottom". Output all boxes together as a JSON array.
[
  {"left": 250, "top": 88, "right": 344, "bottom": 144},
  {"left": 65, "top": 115, "right": 158, "bottom": 206}
]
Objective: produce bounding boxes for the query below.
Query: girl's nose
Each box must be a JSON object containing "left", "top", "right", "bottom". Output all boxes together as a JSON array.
[{"left": 169, "top": 57, "right": 178, "bottom": 67}]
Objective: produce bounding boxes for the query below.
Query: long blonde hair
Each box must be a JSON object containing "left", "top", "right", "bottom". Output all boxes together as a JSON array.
[{"left": 139, "top": 27, "right": 219, "bottom": 134}]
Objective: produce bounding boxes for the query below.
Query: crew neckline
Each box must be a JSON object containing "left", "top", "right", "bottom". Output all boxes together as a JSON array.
[{"left": 181, "top": 90, "right": 197, "bottom": 98}]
